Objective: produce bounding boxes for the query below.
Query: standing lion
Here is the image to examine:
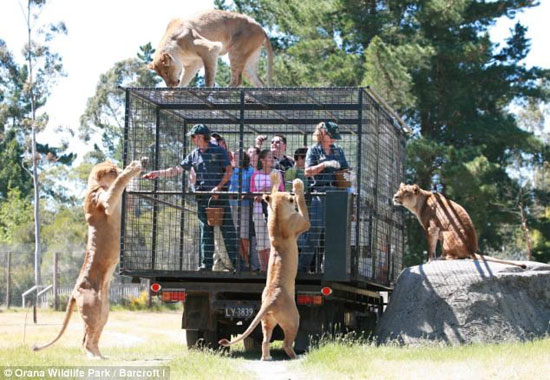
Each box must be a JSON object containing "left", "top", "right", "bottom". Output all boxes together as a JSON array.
[
  {"left": 33, "top": 159, "right": 144, "bottom": 358},
  {"left": 219, "top": 172, "right": 310, "bottom": 360}
]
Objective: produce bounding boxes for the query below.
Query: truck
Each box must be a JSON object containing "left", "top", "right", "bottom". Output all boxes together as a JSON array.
[{"left": 120, "top": 87, "right": 408, "bottom": 351}]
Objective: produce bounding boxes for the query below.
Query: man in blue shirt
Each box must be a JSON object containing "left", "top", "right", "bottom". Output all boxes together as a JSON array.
[
  {"left": 143, "top": 124, "right": 238, "bottom": 271},
  {"left": 300, "top": 121, "right": 350, "bottom": 272}
]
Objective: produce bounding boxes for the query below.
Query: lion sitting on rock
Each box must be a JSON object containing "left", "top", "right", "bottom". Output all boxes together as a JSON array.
[
  {"left": 33, "top": 159, "right": 144, "bottom": 358},
  {"left": 393, "top": 183, "right": 526, "bottom": 269},
  {"left": 219, "top": 172, "right": 310, "bottom": 360}
]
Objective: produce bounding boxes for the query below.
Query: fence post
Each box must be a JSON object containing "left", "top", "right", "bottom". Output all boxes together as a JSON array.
[
  {"left": 53, "top": 252, "right": 59, "bottom": 310},
  {"left": 5, "top": 252, "right": 11, "bottom": 309}
]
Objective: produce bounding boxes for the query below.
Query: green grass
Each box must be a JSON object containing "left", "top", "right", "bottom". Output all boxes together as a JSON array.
[
  {"left": 2, "top": 308, "right": 548, "bottom": 380},
  {"left": 297, "top": 334, "right": 550, "bottom": 379},
  {"left": 0, "top": 308, "right": 253, "bottom": 380}
]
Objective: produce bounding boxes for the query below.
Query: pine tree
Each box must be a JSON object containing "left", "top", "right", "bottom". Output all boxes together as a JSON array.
[{"left": 217, "top": 0, "right": 550, "bottom": 262}]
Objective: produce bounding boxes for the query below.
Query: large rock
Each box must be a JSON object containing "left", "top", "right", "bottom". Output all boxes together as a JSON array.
[{"left": 376, "top": 260, "right": 550, "bottom": 345}]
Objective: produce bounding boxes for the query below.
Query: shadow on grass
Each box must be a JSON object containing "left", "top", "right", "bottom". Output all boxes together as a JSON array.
[
  {"left": 189, "top": 344, "right": 296, "bottom": 361},
  {"left": 227, "top": 348, "right": 295, "bottom": 361}
]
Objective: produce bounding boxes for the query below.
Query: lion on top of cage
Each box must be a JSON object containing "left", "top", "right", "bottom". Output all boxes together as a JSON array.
[
  {"left": 148, "top": 9, "right": 273, "bottom": 88},
  {"left": 393, "top": 183, "right": 527, "bottom": 269},
  {"left": 33, "top": 158, "right": 145, "bottom": 358},
  {"left": 219, "top": 172, "right": 310, "bottom": 360}
]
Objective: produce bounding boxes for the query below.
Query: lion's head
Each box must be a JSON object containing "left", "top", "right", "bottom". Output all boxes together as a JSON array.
[
  {"left": 87, "top": 161, "right": 120, "bottom": 189},
  {"left": 393, "top": 183, "right": 422, "bottom": 209},
  {"left": 148, "top": 52, "right": 182, "bottom": 87}
]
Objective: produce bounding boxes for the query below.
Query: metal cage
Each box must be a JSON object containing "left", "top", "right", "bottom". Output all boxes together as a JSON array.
[{"left": 121, "top": 87, "right": 407, "bottom": 287}]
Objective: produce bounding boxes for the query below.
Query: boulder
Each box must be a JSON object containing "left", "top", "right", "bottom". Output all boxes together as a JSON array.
[{"left": 375, "top": 260, "right": 550, "bottom": 345}]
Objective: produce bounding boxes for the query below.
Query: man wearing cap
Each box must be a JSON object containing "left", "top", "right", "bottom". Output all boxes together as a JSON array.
[
  {"left": 142, "top": 124, "right": 239, "bottom": 271},
  {"left": 300, "top": 121, "right": 350, "bottom": 272}
]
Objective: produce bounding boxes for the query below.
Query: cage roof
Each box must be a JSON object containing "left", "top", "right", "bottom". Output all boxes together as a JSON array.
[{"left": 125, "top": 87, "right": 411, "bottom": 134}]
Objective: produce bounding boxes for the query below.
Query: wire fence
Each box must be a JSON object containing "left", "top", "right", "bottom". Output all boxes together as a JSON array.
[
  {"left": 0, "top": 245, "right": 144, "bottom": 308},
  {"left": 122, "top": 87, "right": 407, "bottom": 286},
  {"left": 35, "top": 284, "right": 146, "bottom": 308}
]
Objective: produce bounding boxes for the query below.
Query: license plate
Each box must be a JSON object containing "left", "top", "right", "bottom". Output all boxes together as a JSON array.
[{"left": 225, "top": 305, "right": 255, "bottom": 319}]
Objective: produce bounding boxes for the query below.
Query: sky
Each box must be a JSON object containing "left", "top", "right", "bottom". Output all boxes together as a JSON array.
[
  {"left": 0, "top": 0, "right": 214, "bottom": 156},
  {"left": 0, "top": 0, "right": 549, "bottom": 161}
]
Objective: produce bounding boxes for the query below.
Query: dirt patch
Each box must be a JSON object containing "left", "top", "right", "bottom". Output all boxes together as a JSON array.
[
  {"left": 0, "top": 309, "right": 184, "bottom": 349},
  {"left": 243, "top": 357, "right": 307, "bottom": 380}
]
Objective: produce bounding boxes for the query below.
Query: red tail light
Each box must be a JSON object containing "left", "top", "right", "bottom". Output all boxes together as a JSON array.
[
  {"left": 150, "top": 283, "right": 162, "bottom": 293},
  {"left": 297, "top": 293, "right": 323, "bottom": 305},
  {"left": 321, "top": 287, "right": 333, "bottom": 296},
  {"left": 161, "top": 290, "right": 186, "bottom": 302}
]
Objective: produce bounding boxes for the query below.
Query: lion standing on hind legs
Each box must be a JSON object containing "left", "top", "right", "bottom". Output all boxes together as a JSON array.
[
  {"left": 219, "top": 172, "right": 310, "bottom": 360},
  {"left": 33, "top": 159, "right": 145, "bottom": 358},
  {"left": 393, "top": 183, "right": 526, "bottom": 269}
]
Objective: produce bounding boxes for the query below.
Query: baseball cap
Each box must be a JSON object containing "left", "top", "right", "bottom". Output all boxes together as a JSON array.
[
  {"left": 186, "top": 123, "right": 211, "bottom": 136},
  {"left": 321, "top": 121, "right": 342, "bottom": 140}
]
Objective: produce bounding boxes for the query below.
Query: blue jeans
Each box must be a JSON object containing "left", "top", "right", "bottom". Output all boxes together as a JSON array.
[
  {"left": 197, "top": 195, "right": 238, "bottom": 268},
  {"left": 299, "top": 194, "right": 324, "bottom": 272}
]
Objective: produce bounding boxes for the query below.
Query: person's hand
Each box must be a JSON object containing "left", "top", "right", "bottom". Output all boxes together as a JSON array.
[
  {"left": 255, "top": 135, "right": 267, "bottom": 148},
  {"left": 142, "top": 171, "right": 159, "bottom": 180},
  {"left": 140, "top": 156, "right": 149, "bottom": 168},
  {"left": 211, "top": 186, "right": 220, "bottom": 200},
  {"left": 324, "top": 160, "right": 341, "bottom": 169}
]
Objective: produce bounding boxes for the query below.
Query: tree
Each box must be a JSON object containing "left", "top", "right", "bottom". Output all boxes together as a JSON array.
[
  {"left": 79, "top": 44, "right": 160, "bottom": 160},
  {"left": 20, "top": 0, "right": 69, "bottom": 288},
  {"left": 0, "top": 129, "right": 33, "bottom": 200},
  {"left": 514, "top": 83, "right": 550, "bottom": 263},
  {"left": 218, "top": 0, "right": 550, "bottom": 263},
  {"left": 0, "top": 188, "right": 34, "bottom": 244}
]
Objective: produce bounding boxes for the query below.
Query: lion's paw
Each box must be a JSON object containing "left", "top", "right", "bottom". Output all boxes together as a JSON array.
[
  {"left": 292, "top": 179, "right": 304, "bottom": 193},
  {"left": 125, "top": 160, "right": 143, "bottom": 176}
]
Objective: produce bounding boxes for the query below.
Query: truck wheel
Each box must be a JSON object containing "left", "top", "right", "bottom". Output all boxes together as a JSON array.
[
  {"left": 243, "top": 336, "right": 261, "bottom": 352},
  {"left": 186, "top": 330, "right": 200, "bottom": 348},
  {"left": 202, "top": 329, "right": 220, "bottom": 350},
  {"left": 186, "top": 329, "right": 219, "bottom": 349},
  {"left": 294, "top": 329, "right": 311, "bottom": 354}
]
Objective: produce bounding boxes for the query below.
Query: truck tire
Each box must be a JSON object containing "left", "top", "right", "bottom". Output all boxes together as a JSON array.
[
  {"left": 186, "top": 329, "right": 219, "bottom": 349},
  {"left": 186, "top": 330, "right": 200, "bottom": 348},
  {"left": 294, "top": 329, "right": 311, "bottom": 354},
  {"left": 201, "top": 329, "right": 219, "bottom": 349},
  {"left": 243, "top": 336, "right": 261, "bottom": 352}
]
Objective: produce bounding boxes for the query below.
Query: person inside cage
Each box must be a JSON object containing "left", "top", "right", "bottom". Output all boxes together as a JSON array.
[
  {"left": 250, "top": 149, "right": 284, "bottom": 272},
  {"left": 248, "top": 134, "right": 266, "bottom": 171},
  {"left": 209, "top": 132, "right": 235, "bottom": 271},
  {"left": 284, "top": 147, "right": 308, "bottom": 192},
  {"left": 142, "top": 123, "right": 239, "bottom": 271},
  {"left": 229, "top": 148, "right": 255, "bottom": 270},
  {"left": 212, "top": 132, "right": 234, "bottom": 163},
  {"left": 300, "top": 121, "right": 350, "bottom": 272},
  {"left": 270, "top": 134, "right": 294, "bottom": 175}
]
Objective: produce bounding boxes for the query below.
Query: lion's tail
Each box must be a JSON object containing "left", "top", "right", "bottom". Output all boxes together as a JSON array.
[
  {"left": 32, "top": 295, "right": 76, "bottom": 352},
  {"left": 472, "top": 253, "right": 527, "bottom": 269},
  {"left": 218, "top": 290, "right": 278, "bottom": 347},
  {"left": 263, "top": 33, "right": 274, "bottom": 87}
]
